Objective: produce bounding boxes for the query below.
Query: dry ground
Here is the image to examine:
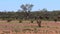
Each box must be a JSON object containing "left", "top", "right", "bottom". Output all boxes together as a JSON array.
[{"left": 0, "top": 20, "right": 60, "bottom": 34}]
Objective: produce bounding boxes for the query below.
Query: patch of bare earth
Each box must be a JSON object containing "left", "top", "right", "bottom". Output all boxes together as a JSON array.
[{"left": 0, "top": 20, "right": 60, "bottom": 34}]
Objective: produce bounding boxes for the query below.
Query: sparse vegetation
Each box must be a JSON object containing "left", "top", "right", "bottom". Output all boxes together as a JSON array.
[
  {"left": 7, "top": 19, "right": 12, "bottom": 22},
  {"left": 31, "top": 20, "right": 34, "bottom": 23},
  {"left": 34, "top": 28, "right": 38, "bottom": 33},
  {"left": 54, "top": 18, "right": 57, "bottom": 22},
  {"left": 37, "top": 20, "right": 41, "bottom": 27},
  {"left": 0, "top": 4, "right": 60, "bottom": 34},
  {"left": 19, "top": 20, "right": 22, "bottom": 23}
]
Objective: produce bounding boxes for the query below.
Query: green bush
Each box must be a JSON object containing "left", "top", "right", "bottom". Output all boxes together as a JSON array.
[
  {"left": 54, "top": 19, "right": 57, "bottom": 22},
  {"left": 31, "top": 20, "right": 34, "bottom": 23},
  {"left": 19, "top": 20, "right": 22, "bottom": 23}
]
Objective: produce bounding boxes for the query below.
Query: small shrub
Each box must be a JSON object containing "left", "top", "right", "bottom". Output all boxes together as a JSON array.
[
  {"left": 23, "top": 28, "right": 33, "bottom": 33},
  {"left": 19, "top": 20, "right": 22, "bottom": 23},
  {"left": 45, "top": 16, "right": 49, "bottom": 20},
  {"left": 54, "top": 19, "right": 57, "bottom": 22},
  {"left": 14, "top": 29, "right": 20, "bottom": 34},
  {"left": 31, "top": 20, "right": 34, "bottom": 23},
  {"left": 7, "top": 19, "right": 12, "bottom": 22},
  {"left": 2, "top": 18, "right": 5, "bottom": 20},
  {"left": 34, "top": 28, "right": 38, "bottom": 33},
  {"left": 39, "top": 16, "right": 43, "bottom": 19}
]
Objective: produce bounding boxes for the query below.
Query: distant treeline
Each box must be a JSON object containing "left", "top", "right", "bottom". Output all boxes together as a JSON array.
[{"left": 0, "top": 10, "right": 60, "bottom": 21}]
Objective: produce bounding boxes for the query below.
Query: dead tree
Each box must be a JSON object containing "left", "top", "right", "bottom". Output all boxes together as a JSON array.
[{"left": 37, "top": 20, "right": 41, "bottom": 27}]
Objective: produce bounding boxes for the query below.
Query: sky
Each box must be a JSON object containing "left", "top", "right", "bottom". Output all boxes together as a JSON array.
[{"left": 0, "top": 0, "right": 60, "bottom": 11}]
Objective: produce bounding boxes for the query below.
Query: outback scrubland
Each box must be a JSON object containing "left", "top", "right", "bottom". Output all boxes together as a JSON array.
[{"left": 0, "top": 4, "right": 60, "bottom": 34}]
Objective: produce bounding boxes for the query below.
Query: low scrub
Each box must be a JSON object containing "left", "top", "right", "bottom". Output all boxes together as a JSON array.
[
  {"left": 31, "top": 20, "right": 34, "bottom": 23},
  {"left": 19, "top": 20, "right": 22, "bottom": 23},
  {"left": 7, "top": 19, "right": 12, "bottom": 22},
  {"left": 37, "top": 20, "right": 41, "bottom": 27}
]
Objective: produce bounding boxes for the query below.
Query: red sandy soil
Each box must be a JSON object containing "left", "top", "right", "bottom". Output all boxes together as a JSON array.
[{"left": 0, "top": 20, "right": 60, "bottom": 34}]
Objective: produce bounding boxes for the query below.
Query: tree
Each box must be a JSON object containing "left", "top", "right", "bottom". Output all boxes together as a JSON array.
[
  {"left": 42, "top": 8, "right": 47, "bottom": 12},
  {"left": 20, "top": 4, "right": 34, "bottom": 20},
  {"left": 21, "top": 4, "right": 33, "bottom": 12}
]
